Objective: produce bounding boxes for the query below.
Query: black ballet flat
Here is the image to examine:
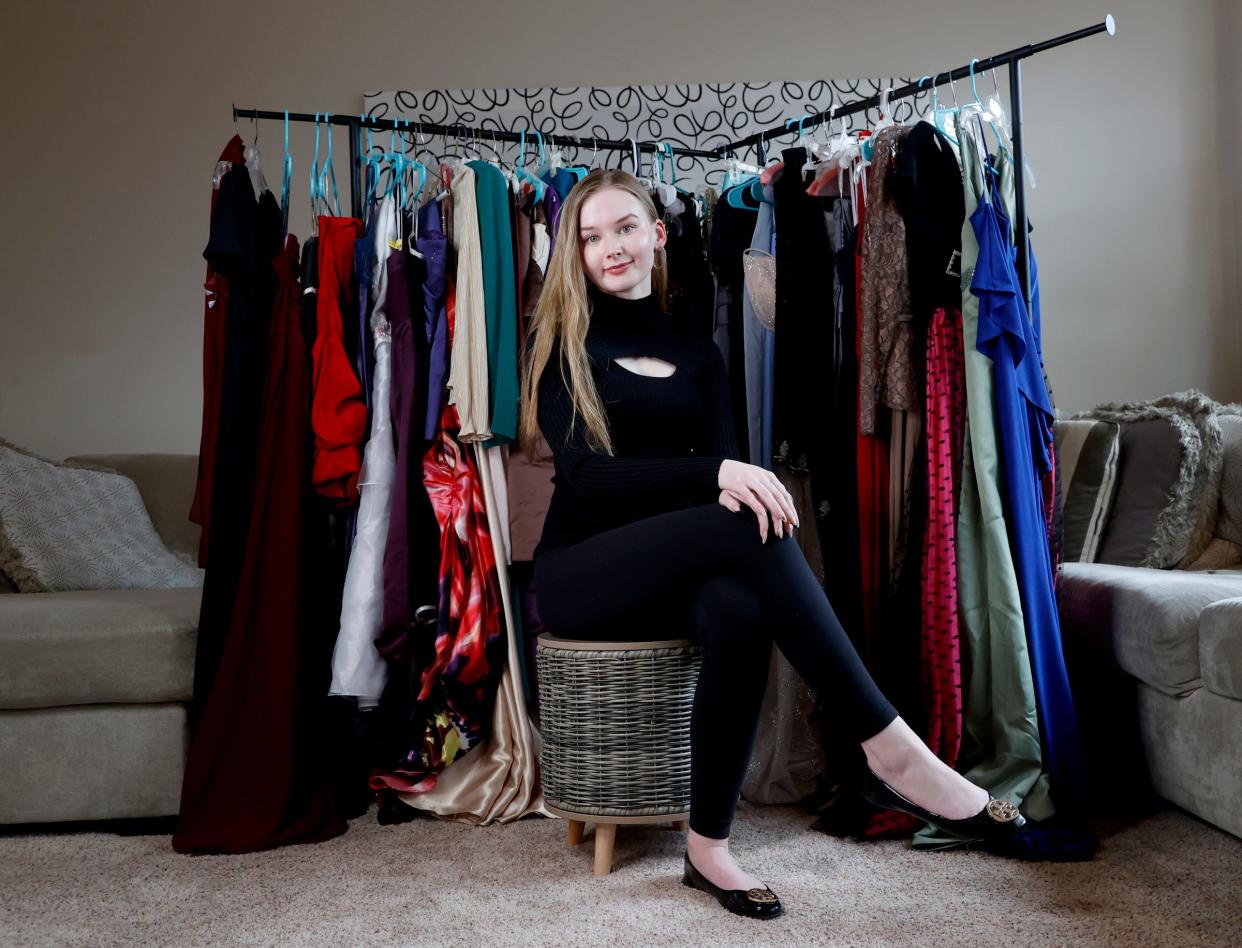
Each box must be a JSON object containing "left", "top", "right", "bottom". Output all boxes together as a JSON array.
[
  {"left": 681, "top": 852, "right": 783, "bottom": 920},
  {"left": 861, "top": 768, "right": 1027, "bottom": 842}
]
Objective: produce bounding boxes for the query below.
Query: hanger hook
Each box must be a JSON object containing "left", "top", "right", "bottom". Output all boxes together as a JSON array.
[
  {"left": 969, "top": 58, "right": 982, "bottom": 104},
  {"left": 625, "top": 136, "right": 639, "bottom": 175}
]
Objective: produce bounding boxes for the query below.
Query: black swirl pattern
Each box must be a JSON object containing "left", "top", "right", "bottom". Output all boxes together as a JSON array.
[{"left": 362, "top": 78, "right": 929, "bottom": 192}]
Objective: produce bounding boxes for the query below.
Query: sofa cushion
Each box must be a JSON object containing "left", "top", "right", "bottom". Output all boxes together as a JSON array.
[
  {"left": 0, "top": 440, "right": 203, "bottom": 592},
  {"left": 1199, "top": 596, "right": 1242, "bottom": 701},
  {"left": 1058, "top": 562, "right": 1242, "bottom": 695},
  {"left": 1054, "top": 419, "right": 1120, "bottom": 562},
  {"left": 0, "top": 587, "right": 200, "bottom": 709},
  {"left": 0, "top": 704, "right": 187, "bottom": 823}
]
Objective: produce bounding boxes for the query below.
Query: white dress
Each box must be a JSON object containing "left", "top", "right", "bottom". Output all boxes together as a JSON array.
[{"left": 329, "top": 197, "right": 398, "bottom": 704}]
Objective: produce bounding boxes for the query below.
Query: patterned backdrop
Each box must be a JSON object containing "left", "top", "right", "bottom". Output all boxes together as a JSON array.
[{"left": 363, "top": 78, "right": 930, "bottom": 193}]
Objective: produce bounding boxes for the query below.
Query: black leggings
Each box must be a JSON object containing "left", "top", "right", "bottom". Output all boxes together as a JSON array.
[{"left": 534, "top": 503, "right": 900, "bottom": 839}]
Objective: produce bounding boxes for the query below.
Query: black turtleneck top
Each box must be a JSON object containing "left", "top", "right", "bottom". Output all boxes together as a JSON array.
[{"left": 533, "top": 283, "right": 740, "bottom": 557}]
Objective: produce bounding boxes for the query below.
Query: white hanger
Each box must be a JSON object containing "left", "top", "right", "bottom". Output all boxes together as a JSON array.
[{"left": 873, "top": 87, "right": 896, "bottom": 132}]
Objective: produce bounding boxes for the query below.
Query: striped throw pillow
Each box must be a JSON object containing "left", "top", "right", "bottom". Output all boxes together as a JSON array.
[{"left": 1054, "top": 420, "right": 1121, "bottom": 562}]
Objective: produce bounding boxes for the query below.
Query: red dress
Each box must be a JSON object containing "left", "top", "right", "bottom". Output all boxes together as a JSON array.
[
  {"left": 311, "top": 216, "right": 367, "bottom": 505},
  {"left": 919, "top": 306, "right": 966, "bottom": 767}
]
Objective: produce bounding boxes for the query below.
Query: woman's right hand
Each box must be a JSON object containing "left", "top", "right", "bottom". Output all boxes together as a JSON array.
[{"left": 717, "top": 459, "right": 800, "bottom": 542}]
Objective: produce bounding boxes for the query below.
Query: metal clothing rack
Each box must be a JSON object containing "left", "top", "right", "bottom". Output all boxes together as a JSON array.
[{"left": 233, "top": 15, "right": 1116, "bottom": 313}]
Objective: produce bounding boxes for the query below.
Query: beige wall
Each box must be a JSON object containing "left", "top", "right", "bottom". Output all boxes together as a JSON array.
[{"left": 1, "top": 0, "right": 1238, "bottom": 459}]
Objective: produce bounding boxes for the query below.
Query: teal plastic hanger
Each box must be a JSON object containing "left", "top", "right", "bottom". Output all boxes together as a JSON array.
[
  {"left": 564, "top": 138, "right": 589, "bottom": 183},
  {"left": 513, "top": 130, "right": 547, "bottom": 201},
  {"left": 309, "top": 112, "right": 323, "bottom": 226},
  {"left": 319, "top": 113, "right": 342, "bottom": 217},
  {"left": 967, "top": 58, "right": 1006, "bottom": 151},
  {"left": 928, "top": 72, "right": 960, "bottom": 143},
  {"left": 361, "top": 114, "right": 384, "bottom": 208},
  {"left": 551, "top": 134, "right": 588, "bottom": 183}
]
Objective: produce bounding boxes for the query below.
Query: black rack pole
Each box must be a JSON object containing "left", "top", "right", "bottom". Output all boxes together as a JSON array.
[
  {"left": 229, "top": 108, "right": 724, "bottom": 162},
  {"left": 716, "top": 16, "right": 1116, "bottom": 159},
  {"left": 229, "top": 108, "right": 723, "bottom": 218},
  {"left": 234, "top": 13, "right": 1117, "bottom": 295},
  {"left": 719, "top": 15, "right": 1116, "bottom": 310}
]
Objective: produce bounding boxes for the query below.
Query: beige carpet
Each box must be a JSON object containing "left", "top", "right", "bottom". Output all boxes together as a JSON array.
[{"left": 2, "top": 801, "right": 1240, "bottom": 947}]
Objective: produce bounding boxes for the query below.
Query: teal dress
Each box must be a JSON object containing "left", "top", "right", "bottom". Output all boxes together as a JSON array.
[{"left": 466, "top": 160, "right": 519, "bottom": 446}]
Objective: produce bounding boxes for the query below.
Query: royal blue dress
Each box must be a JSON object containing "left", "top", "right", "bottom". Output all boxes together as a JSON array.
[{"left": 970, "top": 157, "right": 1088, "bottom": 810}]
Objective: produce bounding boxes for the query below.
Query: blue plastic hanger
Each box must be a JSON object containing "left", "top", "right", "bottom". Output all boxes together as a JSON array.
[
  {"left": 513, "top": 130, "right": 547, "bottom": 201},
  {"left": 280, "top": 110, "right": 293, "bottom": 232},
  {"left": 967, "top": 58, "right": 1006, "bottom": 151},
  {"left": 309, "top": 112, "right": 323, "bottom": 228},
  {"left": 318, "top": 114, "right": 342, "bottom": 217}
]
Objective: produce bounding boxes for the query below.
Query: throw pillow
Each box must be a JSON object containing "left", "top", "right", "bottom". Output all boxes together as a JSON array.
[
  {"left": 1089, "top": 417, "right": 1186, "bottom": 568},
  {"left": 1053, "top": 419, "right": 1120, "bottom": 562},
  {"left": 1215, "top": 414, "right": 1242, "bottom": 547},
  {"left": 0, "top": 439, "right": 204, "bottom": 593},
  {"left": 1075, "top": 390, "right": 1227, "bottom": 569}
]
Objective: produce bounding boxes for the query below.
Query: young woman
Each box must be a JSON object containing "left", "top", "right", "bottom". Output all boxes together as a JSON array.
[{"left": 518, "top": 168, "right": 1024, "bottom": 920}]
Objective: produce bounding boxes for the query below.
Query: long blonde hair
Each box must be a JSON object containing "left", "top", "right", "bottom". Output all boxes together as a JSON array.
[{"left": 518, "top": 168, "right": 668, "bottom": 460}]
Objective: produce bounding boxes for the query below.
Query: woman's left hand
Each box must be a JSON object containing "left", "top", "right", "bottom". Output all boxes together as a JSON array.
[{"left": 718, "top": 488, "right": 796, "bottom": 541}]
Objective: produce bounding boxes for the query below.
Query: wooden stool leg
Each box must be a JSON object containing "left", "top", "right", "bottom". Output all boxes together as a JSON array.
[
  {"left": 672, "top": 819, "right": 689, "bottom": 832},
  {"left": 566, "top": 819, "right": 585, "bottom": 847},
  {"left": 593, "top": 822, "right": 617, "bottom": 876}
]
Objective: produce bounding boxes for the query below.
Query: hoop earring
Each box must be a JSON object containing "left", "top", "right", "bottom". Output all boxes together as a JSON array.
[{"left": 652, "top": 249, "right": 666, "bottom": 270}]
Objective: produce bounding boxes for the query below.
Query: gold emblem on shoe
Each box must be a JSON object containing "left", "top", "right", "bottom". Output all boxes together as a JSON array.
[
  {"left": 986, "top": 799, "right": 1020, "bottom": 823},
  {"left": 747, "top": 888, "right": 779, "bottom": 904}
]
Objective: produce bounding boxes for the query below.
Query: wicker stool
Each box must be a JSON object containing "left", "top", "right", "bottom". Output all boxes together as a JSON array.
[{"left": 536, "top": 633, "right": 703, "bottom": 876}]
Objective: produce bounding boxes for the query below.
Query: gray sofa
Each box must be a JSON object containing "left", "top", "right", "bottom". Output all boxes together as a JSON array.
[
  {"left": 0, "top": 455, "right": 201, "bottom": 824},
  {"left": 1058, "top": 410, "right": 1242, "bottom": 840}
]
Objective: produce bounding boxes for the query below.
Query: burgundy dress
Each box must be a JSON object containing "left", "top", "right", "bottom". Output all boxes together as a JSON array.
[{"left": 174, "top": 233, "right": 346, "bottom": 854}]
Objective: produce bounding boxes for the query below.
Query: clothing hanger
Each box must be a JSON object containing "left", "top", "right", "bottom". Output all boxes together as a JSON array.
[
  {"left": 984, "top": 65, "right": 1012, "bottom": 151},
  {"left": 858, "top": 87, "right": 895, "bottom": 162},
  {"left": 724, "top": 160, "right": 764, "bottom": 209},
  {"left": 361, "top": 118, "right": 385, "bottom": 209},
  {"left": 873, "top": 87, "right": 896, "bottom": 132},
  {"left": 512, "top": 131, "right": 548, "bottom": 201},
  {"left": 280, "top": 110, "right": 293, "bottom": 234},
  {"left": 309, "top": 112, "right": 323, "bottom": 233},
  {"left": 245, "top": 112, "right": 269, "bottom": 196},
  {"left": 560, "top": 133, "right": 590, "bottom": 182},
  {"left": 807, "top": 107, "right": 843, "bottom": 196},
  {"left": 965, "top": 57, "right": 1007, "bottom": 152},
  {"left": 624, "top": 137, "right": 642, "bottom": 179},
  {"left": 319, "top": 113, "right": 343, "bottom": 217},
  {"left": 919, "top": 72, "right": 958, "bottom": 142}
]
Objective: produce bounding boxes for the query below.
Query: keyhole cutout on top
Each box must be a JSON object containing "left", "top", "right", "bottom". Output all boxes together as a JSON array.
[{"left": 613, "top": 356, "right": 677, "bottom": 378}]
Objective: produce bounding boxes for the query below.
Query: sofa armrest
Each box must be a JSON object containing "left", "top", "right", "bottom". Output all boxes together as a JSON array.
[
  {"left": 1200, "top": 596, "right": 1242, "bottom": 701},
  {"left": 64, "top": 454, "right": 200, "bottom": 561}
]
